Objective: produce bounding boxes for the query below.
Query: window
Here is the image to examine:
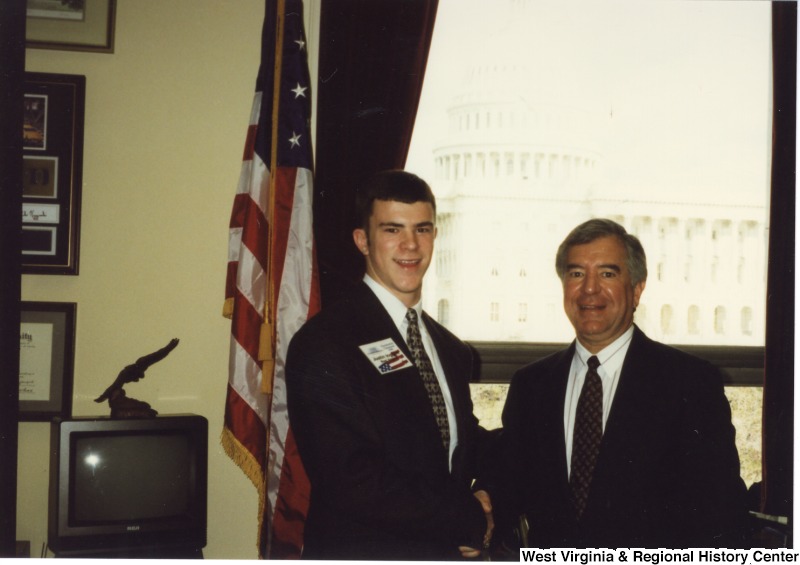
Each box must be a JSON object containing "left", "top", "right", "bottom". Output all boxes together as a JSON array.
[
  {"left": 661, "top": 305, "right": 674, "bottom": 336},
  {"left": 715, "top": 306, "right": 728, "bottom": 335},
  {"left": 438, "top": 299, "right": 450, "bottom": 326},
  {"left": 657, "top": 260, "right": 666, "bottom": 283},
  {"left": 409, "top": 1, "right": 769, "bottom": 348},
  {"left": 741, "top": 307, "right": 753, "bottom": 336},
  {"left": 688, "top": 305, "right": 701, "bottom": 335},
  {"left": 711, "top": 257, "right": 720, "bottom": 284},
  {"left": 520, "top": 153, "right": 530, "bottom": 178},
  {"left": 737, "top": 257, "right": 746, "bottom": 285},
  {"left": 407, "top": 0, "right": 770, "bottom": 487}
]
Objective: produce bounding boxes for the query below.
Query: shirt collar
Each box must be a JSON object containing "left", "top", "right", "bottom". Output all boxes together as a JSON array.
[
  {"left": 363, "top": 275, "right": 422, "bottom": 329},
  {"left": 575, "top": 324, "right": 635, "bottom": 369}
]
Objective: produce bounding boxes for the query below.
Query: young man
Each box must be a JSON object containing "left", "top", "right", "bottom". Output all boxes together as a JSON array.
[
  {"left": 492, "top": 218, "right": 750, "bottom": 548},
  {"left": 286, "top": 170, "right": 493, "bottom": 560}
]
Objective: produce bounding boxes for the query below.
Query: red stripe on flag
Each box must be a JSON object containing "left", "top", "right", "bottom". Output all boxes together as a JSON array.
[
  {"left": 308, "top": 244, "right": 322, "bottom": 318},
  {"left": 228, "top": 192, "right": 251, "bottom": 230},
  {"left": 240, "top": 199, "right": 270, "bottom": 272},
  {"left": 231, "top": 290, "right": 263, "bottom": 363},
  {"left": 225, "top": 262, "right": 238, "bottom": 305},
  {"left": 269, "top": 427, "right": 310, "bottom": 558},
  {"left": 223, "top": 384, "right": 268, "bottom": 469},
  {"left": 270, "top": 166, "right": 298, "bottom": 291},
  {"left": 243, "top": 124, "right": 258, "bottom": 161}
]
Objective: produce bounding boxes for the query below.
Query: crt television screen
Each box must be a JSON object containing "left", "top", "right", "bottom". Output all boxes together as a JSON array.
[
  {"left": 49, "top": 415, "right": 207, "bottom": 557},
  {"left": 72, "top": 432, "right": 191, "bottom": 524}
]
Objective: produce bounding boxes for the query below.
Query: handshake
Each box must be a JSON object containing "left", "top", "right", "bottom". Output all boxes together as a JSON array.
[{"left": 459, "top": 490, "right": 494, "bottom": 559}]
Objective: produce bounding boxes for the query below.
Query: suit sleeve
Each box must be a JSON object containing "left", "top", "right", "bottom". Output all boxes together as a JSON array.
[
  {"left": 285, "top": 323, "right": 487, "bottom": 548},
  {"left": 473, "top": 368, "right": 530, "bottom": 549}
]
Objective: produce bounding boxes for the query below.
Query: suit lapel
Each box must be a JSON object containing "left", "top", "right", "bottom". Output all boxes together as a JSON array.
[
  {"left": 601, "top": 327, "right": 650, "bottom": 441},
  {"left": 588, "top": 327, "right": 652, "bottom": 501},
  {"left": 546, "top": 345, "right": 575, "bottom": 494},
  {"left": 422, "top": 313, "right": 474, "bottom": 476},
  {"left": 422, "top": 314, "right": 470, "bottom": 419},
  {"left": 552, "top": 342, "right": 575, "bottom": 486},
  {"left": 349, "top": 283, "right": 406, "bottom": 349}
]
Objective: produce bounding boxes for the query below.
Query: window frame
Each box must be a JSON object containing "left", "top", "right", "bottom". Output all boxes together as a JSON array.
[{"left": 469, "top": 341, "right": 764, "bottom": 386}]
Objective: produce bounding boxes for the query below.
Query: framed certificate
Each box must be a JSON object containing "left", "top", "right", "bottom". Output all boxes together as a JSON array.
[
  {"left": 22, "top": 73, "right": 85, "bottom": 275},
  {"left": 19, "top": 301, "right": 76, "bottom": 421},
  {"left": 26, "top": 0, "right": 116, "bottom": 54}
]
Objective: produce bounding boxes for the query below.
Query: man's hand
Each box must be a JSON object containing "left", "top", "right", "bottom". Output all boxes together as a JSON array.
[
  {"left": 475, "top": 490, "right": 494, "bottom": 546},
  {"left": 459, "top": 546, "right": 482, "bottom": 559},
  {"left": 459, "top": 490, "right": 494, "bottom": 558}
]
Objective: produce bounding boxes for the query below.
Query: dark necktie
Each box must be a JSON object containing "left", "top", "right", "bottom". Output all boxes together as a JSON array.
[
  {"left": 569, "top": 355, "right": 603, "bottom": 519},
  {"left": 405, "top": 308, "right": 450, "bottom": 451}
]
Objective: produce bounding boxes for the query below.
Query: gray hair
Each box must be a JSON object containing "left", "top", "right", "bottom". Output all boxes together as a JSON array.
[{"left": 555, "top": 218, "right": 648, "bottom": 286}]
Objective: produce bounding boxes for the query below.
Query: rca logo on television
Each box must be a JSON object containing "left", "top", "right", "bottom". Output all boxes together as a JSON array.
[{"left": 126, "top": 526, "right": 141, "bottom": 532}]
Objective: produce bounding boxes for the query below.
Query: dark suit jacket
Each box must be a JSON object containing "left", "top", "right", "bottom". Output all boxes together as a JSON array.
[
  {"left": 286, "top": 282, "right": 488, "bottom": 560},
  {"left": 493, "top": 325, "right": 749, "bottom": 549}
]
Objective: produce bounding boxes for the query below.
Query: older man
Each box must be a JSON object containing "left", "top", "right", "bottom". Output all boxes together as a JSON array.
[{"left": 492, "top": 218, "right": 750, "bottom": 548}]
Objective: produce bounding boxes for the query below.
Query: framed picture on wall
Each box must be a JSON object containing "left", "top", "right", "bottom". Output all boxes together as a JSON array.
[
  {"left": 22, "top": 72, "right": 85, "bottom": 275},
  {"left": 19, "top": 301, "right": 76, "bottom": 422},
  {"left": 25, "top": 0, "right": 116, "bottom": 53}
]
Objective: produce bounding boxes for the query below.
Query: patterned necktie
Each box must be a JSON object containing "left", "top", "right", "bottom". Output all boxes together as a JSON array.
[
  {"left": 569, "top": 355, "right": 603, "bottom": 519},
  {"left": 405, "top": 308, "right": 450, "bottom": 451}
]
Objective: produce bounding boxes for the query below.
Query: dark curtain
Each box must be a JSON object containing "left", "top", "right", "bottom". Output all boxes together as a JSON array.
[
  {"left": 0, "top": 0, "right": 24, "bottom": 557},
  {"left": 313, "top": 0, "right": 438, "bottom": 304},
  {"left": 762, "top": 2, "right": 796, "bottom": 521}
]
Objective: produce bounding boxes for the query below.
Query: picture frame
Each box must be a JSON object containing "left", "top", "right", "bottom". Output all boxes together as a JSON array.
[
  {"left": 25, "top": 0, "right": 116, "bottom": 54},
  {"left": 22, "top": 72, "right": 85, "bottom": 275},
  {"left": 19, "top": 301, "right": 76, "bottom": 422}
]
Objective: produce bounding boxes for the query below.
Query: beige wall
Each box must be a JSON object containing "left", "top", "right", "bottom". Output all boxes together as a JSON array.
[{"left": 17, "top": 0, "right": 308, "bottom": 558}]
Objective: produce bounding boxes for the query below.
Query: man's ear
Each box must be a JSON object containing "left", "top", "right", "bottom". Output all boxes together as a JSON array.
[
  {"left": 633, "top": 280, "right": 646, "bottom": 308},
  {"left": 353, "top": 229, "right": 368, "bottom": 255}
]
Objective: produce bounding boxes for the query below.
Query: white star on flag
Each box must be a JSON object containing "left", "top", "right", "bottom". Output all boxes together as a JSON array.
[
  {"left": 291, "top": 83, "right": 308, "bottom": 98},
  {"left": 288, "top": 132, "right": 302, "bottom": 148},
  {"left": 295, "top": 39, "right": 305, "bottom": 51}
]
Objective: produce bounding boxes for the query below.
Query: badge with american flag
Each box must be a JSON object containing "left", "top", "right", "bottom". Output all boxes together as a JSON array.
[{"left": 359, "top": 338, "right": 412, "bottom": 375}]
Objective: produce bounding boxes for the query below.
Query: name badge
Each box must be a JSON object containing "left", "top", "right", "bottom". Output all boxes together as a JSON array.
[{"left": 359, "top": 338, "right": 412, "bottom": 375}]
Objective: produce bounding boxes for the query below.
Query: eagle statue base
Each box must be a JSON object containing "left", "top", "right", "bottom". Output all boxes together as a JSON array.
[{"left": 108, "top": 388, "right": 158, "bottom": 419}]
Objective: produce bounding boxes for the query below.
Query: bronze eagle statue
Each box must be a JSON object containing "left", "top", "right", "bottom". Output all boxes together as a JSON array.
[{"left": 94, "top": 338, "right": 179, "bottom": 418}]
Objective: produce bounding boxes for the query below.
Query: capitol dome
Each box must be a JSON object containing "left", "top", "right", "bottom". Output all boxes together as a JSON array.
[{"left": 432, "top": 0, "right": 605, "bottom": 200}]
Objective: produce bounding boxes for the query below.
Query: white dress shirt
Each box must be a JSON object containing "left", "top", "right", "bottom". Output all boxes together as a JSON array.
[
  {"left": 363, "top": 275, "right": 459, "bottom": 468},
  {"left": 563, "top": 325, "right": 634, "bottom": 477}
]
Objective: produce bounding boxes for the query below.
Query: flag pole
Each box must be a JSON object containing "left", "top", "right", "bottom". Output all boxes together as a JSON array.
[{"left": 260, "top": 0, "right": 286, "bottom": 396}]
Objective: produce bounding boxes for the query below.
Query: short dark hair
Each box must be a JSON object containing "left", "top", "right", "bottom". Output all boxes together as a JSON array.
[
  {"left": 354, "top": 170, "right": 436, "bottom": 230},
  {"left": 555, "top": 218, "right": 648, "bottom": 286}
]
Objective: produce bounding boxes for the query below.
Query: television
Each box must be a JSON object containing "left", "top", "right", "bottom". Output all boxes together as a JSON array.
[{"left": 48, "top": 414, "right": 208, "bottom": 558}]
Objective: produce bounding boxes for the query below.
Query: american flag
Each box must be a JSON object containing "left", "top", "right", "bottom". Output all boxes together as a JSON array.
[
  {"left": 379, "top": 349, "right": 410, "bottom": 373},
  {"left": 221, "top": 0, "right": 319, "bottom": 558}
]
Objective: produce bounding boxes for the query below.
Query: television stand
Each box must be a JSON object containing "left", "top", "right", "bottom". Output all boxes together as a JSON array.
[{"left": 54, "top": 545, "right": 203, "bottom": 559}]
